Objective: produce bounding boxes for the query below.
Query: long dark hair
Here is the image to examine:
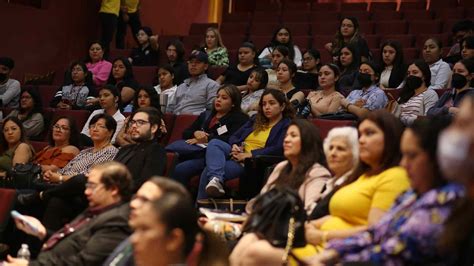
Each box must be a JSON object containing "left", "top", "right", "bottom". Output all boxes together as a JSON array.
[
  {"left": 346, "top": 110, "right": 404, "bottom": 184},
  {"left": 19, "top": 87, "right": 42, "bottom": 118},
  {"left": 304, "top": 48, "right": 322, "bottom": 72},
  {"left": 84, "top": 41, "right": 104, "bottom": 63},
  {"left": 380, "top": 40, "right": 405, "bottom": 69},
  {"left": 250, "top": 68, "right": 269, "bottom": 90},
  {"left": 47, "top": 115, "right": 80, "bottom": 148},
  {"left": 255, "top": 89, "right": 295, "bottom": 132},
  {"left": 132, "top": 86, "right": 160, "bottom": 111},
  {"left": 398, "top": 59, "right": 431, "bottom": 104},
  {"left": 214, "top": 84, "right": 244, "bottom": 114},
  {"left": 166, "top": 39, "right": 185, "bottom": 62},
  {"left": 68, "top": 61, "right": 94, "bottom": 88},
  {"left": 338, "top": 42, "right": 361, "bottom": 73},
  {"left": 107, "top": 57, "right": 135, "bottom": 84},
  {"left": 271, "top": 119, "right": 327, "bottom": 190},
  {"left": 332, "top": 17, "right": 362, "bottom": 56},
  {"left": 267, "top": 27, "right": 296, "bottom": 60},
  {"left": 1, "top": 117, "right": 27, "bottom": 152}
]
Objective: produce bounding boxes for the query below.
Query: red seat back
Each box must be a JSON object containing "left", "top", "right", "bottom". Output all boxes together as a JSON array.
[
  {"left": 167, "top": 114, "right": 198, "bottom": 144},
  {"left": 38, "top": 85, "right": 59, "bottom": 107},
  {"left": 164, "top": 152, "right": 178, "bottom": 177},
  {"left": 0, "top": 189, "right": 16, "bottom": 231},
  {"left": 310, "top": 119, "right": 355, "bottom": 140},
  {"left": 132, "top": 66, "right": 157, "bottom": 86},
  {"left": 53, "top": 109, "right": 91, "bottom": 132}
]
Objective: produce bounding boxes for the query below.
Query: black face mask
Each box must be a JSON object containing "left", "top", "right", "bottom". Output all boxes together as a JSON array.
[
  {"left": 357, "top": 73, "right": 373, "bottom": 88},
  {"left": 0, "top": 73, "right": 7, "bottom": 83},
  {"left": 451, "top": 73, "right": 468, "bottom": 89},
  {"left": 406, "top": 75, "right": 423, "bottom": 90}
]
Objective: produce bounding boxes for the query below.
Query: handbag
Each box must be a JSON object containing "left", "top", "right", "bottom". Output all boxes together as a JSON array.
[
  {"left": 7, "top": 163, "right": 42, "bottom": 189},
  {"left": 242, "top": 187, "right": 307, "bottom": 250}
]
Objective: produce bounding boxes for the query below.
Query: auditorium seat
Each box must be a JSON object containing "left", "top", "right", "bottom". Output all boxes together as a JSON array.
[
  {"left": 292, "top": 36, "right": 311, "bottom": 51},
  {"left": 312, "top": 35, "right": 334, "bottom": 50},
  {"left": 222, "top": 12, "right": 251, "bottom": 23},
  {"left": 132, "top": 66, "right": 157, "bottom": 86},
  {"left": 403, "top": 48, "right": 420, "bottom": 62},
  {"left": 311, "top": 2, "right": 338, "bottom": 11},
  {"left": 310, "top": 11, "right": 340, "bottom": 22},
  {"left": 249, "top": 23, "right": 280, "bottom": 36},
  {"left": 359, "top": 21, "right": 375, "bottom": 34},
  {"left": 182, "top": 35, "right": 203, "bottom": 50},
  {"left": 312, "top": 21, "right": 340, "bottom": 35},
  {"left": 285, "top": 23, "right": 311, "bottom": 36},
  {"left": 220, "top": 23, "right": 249, "bottom": 35},
  {"left": 341, "top": 2, "right": 368, "bottom": 11},
  {"left": 399, "top": 1, "right": 427, "bottom": 10},
  {"left": 160, "top": 113, "right": 175, "bottom": 145},
  {"left": 207, "top": 66, "right": 227, "bottom": 80},
  {"left": 375, "top": 21, "right": 407, "bottom": 35},
  {"left": 0, "top": 188, "right": 16, "bottom": 234},
  {"left": 281, "top": 12, "right": 310, "bottom": 23},
  {"left": 364, "top": 35, "right": 379, "bottom": 49},
  {"left": 164, "top": 152, "right": 178, "bottom": 177},
  {"left": 435, "top": 88, "right": 451, "bottom": 98},
  {"left": 371, "top": 10, "right": 402, "bottom": 21},
  {"left": 403, "top": 10, "right": 433, "bottom": 21},
  {"left": 284, "top": 1, "right": 311, "bottom": 11},
  {"left": 430, "top": 0, "right": 458, "bottom": 9},
  {"left": 435, "top": 8, "right": 465, "bottom": 20},
  {"left": 415, "top": 33, "right": 450, "bottom": 49},
  {"left": 310, "top": 119, "right": 355, "bottom": 140},
  {"left": 384, "top": 89, "right": 401, "bottom": 101},
  {"left": 252, "top": 11, "right": 281, "bottom": 23},
  {"left": 189, "top": 23, "right": 218, "bottom": 35},
  {"left": 166, "top": 114, "right": 198, "bottom": 145},
  {"left": 248, "top": 36, "right": 271, "bottom": 53},
  {"left": 408, "top": 20, "right": 442, "bottom": 35},
  {"left": 30, "top": 141, "right": 49, "bottom": 152},
  {"left": 369, "top": 2, "right": 397, "bottom": 11},
  {"left": 38, "top": 85, "right": 59, "bottom": 106},
  {"left": 340, "top": 11, "right": 370, "bottom": 21},
  {"left": 220, "top": 35, "right": 246, "bottom": 50},
  {"left": 109, "top": 49, "right": 132, "bottom": 60},
  {"left": 380, "top": 34, "right": 415, "bottom": 48},
  {"left": 228, "top": 49, "right": 239, "bottom": 66}
]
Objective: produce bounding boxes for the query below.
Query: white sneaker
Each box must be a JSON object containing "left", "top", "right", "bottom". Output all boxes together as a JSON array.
[{"left": 205, "top": 177, "right": 225, "bottom": 197}]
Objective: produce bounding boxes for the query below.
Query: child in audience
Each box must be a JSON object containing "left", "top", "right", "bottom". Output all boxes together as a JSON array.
[{"left": 422, "top": 37, "right": 452, "bottom": 90}]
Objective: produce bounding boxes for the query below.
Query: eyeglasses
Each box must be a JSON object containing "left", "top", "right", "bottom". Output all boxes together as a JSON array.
[
  {"left": 53, "top": 124, "right": 70, "bottom": 132},
  {"left": 85, "top": 182, "right": 103, "bottom": 192},
  {"left": 302, "top": 57, "right": 314, "bottom": 62},
  {"left": 89, "top": 124, "right": 107, "bottom": 130},
  {"left": 128, "top": 119, "right": 150, "bottom": 127}
]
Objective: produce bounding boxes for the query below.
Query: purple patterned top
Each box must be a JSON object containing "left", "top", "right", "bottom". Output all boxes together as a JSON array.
[{"left": 327, "top": 183, "right": 464, "bottom": 265}]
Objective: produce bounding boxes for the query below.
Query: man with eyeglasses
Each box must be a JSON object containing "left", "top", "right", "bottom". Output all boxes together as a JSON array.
[
  {"left": 103, "top": 176, "right": 190, "bottom": 266},
  {"left": 168, "top": 50, "right": 219, "bottom": 115},
  {"left": 6, "top": 162, "right": 132, "bottom": 265}
]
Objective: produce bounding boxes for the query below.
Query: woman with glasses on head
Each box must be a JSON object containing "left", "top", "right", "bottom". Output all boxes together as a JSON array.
[
  {"left": 81, "top": 85, "right": 125, "bottom": 145},
  {"left": 34, "top": 116, "right": 81, "bottom": 173},
  {"left": 5, "top": 87, "right": 44, "bottom": 139},
  {"left": 0, "top": 117, "right": 35, "bottom": 177}
]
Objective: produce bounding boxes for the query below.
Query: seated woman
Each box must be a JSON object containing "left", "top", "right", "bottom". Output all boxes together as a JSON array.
[
  {"left": 6, "top": 87, "right": 44, "bottom": 139},
  {"left": 396, "top": 60, "right": 439, "bottom": 125},
  {"left": 170, "top": 84, "right": 248, "bottom": 185},
  {"left": 216, "top": 42, "right": 258, "bottom": 92},
  {"left": 422, "top": 37, "right": 452, "bottom": 90},
  {"left": 305, "top": 110, "right": 410, "bottom": 250},
  {"left": 241, "top": 68, "right": 269, "bottom": 116},
  {"left": 197, "top": 89, "right": 294, "bottom": 199},
  {"left": 309, "top": 126, "right": 359, "bottom": 221},
  {"left": 258, "top": 26, "right": 303, "bottom": 68},
  {"left": 34, "top": 116, "right": 80, "bottom": 173},
  {"left": 43, "top": 113, "right": 118, "bottom": 184},
  {"left": 201, "top": 27, "right": 229, "bottom": 67},
  {"left": 81, "top": 85, "right": 125, "bottom": 144},
  {"left": 378, "top": 40, "right": 407, "bottom": 90},
  {"left": 85, "top": 41, "right": 112, "bottom": 87},
  {"left": 0, "top": 117, "right": 34, "bottom": 177},
  {"left": 154, "top": 64, "right": 178, "bottom": 113},
  {"left": 266, "top": 45, "right": 290, "bottom": 90},
  {"left": 316, "top": 118, "right": 463, "bottom": 265},
  {"left": 128, "top": 26, "right": 159, "bottom": 66},
  {"left": 277, "top": 59, "right": 305, "bottom": 104},
  {"left": 461, "top": 35, "right": 474, "bottom": 60},
  {"left": 428, "top": 58, "right": 474, "bottom": 117},
  {"left": 337, "top": 43, "right": 362, "bottom": 96},
  {"left": 325, "top": 17, "right": 371, "bottom": 63},
  {"left": 116, "top": 86, "right": 161, "bottom": 147},
  {"left": 306, "top": 63, "right": 344, "bottom": 117},
  {"left": 340, "top": 61, "right": 388, "bottom": 119},
  {"left": 106, "top": 57, "right": 139, "bottom": 111},
  {"left": 294, "top": 49, "right": 321, "bottom": 90},
  {"left": 50, "top": 61, "right": 96, "bottom": 110}
]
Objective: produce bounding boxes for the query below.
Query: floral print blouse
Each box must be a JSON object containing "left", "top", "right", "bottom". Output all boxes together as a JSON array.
[
  {"left": 327, "top": 183, "right": 464, "bottom": 266},
  {"left": 207, "top": 47, "right": 229, "bottom": 66}
]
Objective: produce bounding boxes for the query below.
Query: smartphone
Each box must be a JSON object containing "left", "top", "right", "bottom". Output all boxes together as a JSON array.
[{"left": 11, "top": 210, "right": 39, "bottom": 234}]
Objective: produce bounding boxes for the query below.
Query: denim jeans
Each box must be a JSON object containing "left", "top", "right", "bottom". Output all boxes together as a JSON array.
[
  {"left": 172, "top": 158, "right": 206, "bottom": 186},
  {"left": 196, "top": 139, "right": 244, "bottom": 199}
]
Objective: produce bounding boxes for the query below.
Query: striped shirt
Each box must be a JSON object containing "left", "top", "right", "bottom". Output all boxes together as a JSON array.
[{"left": 399, "top": 89, "right": 438, "bottom": 125}]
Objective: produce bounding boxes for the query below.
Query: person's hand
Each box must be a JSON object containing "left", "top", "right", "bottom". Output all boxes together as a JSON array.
[
  {"left": 185, "top": 138, "right": 198, "bottom": 145},
  {"left": 4, "top": 255, "right": 28, "bottom": 266},
  {"left": 232, "top": 152, "right": 251, "bottom": 162},
  {"left": 86, "top": 97, "right": 99, "bottom": 106},
  {"left": 149, "top": 35, "right": 159, "bottom": 44},
  {"left": 43, "top": 170, "right": 60, "bottom": 183},
  {"left": 305, "top": 223, "right": 324, "bottom": 245},
  {"left": 324, "top": 42, "right": 333, "bottom": 52},
  {"left": 354, "top": 99, "right": 366, "bottom": 108},
  {"left": 194, "top": 131, "right": 209, "bottom": 143},
  {"left": 307, "top": 249, "right": 340, "bottom": 265},
  {"left": 340, "top": 98, "right": 349, "bottom": 109},
  {"left": 13, "top": 215, "right": 47, "bottom": 240},
  {"left": 449, "top": 107, "right": 460, "bottom": 115}
]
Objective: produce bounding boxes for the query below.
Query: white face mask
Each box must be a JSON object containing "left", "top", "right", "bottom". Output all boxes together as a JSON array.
[{"left": 437, "top": 129, "right": 472, "bottom": 181}]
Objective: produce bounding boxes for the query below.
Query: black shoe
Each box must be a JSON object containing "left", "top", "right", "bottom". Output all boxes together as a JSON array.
[{"left": 16, "top": 192, "right": 41, "bottom": 206}]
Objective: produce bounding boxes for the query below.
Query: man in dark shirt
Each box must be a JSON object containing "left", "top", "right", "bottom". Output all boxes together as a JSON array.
[{"left": 6, "top": 161, "right": 133, "bottom": 265}]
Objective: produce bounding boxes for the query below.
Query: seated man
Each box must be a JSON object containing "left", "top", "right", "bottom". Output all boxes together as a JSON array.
[
  {"left": 0, "top": 57, "right": 21, "bottom": 108},
  {"left": 6, "top": 161, "right": 132, "bottom": 265},
  {"left": 103, "top": 177, "right": 189, "bottom": 266},
  {"left": 168, "top": 50, "right": 219, "bottom": 115}
]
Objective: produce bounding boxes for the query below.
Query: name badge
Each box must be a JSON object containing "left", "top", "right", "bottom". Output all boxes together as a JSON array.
[{"left": 217, "top": 125, "right": 228, "bottom": 135}]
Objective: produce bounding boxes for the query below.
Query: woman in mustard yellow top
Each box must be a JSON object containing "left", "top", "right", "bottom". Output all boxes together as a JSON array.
[
  {"left": 197, "top": 89, "right": 295, "bottom": 199},
  {"left": 305, "top": 110, "right": 410, "bottom": 248}
]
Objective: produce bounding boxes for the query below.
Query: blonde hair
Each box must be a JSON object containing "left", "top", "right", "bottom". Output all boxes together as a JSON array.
[{"left": 205, "top": 27, "right": 226, "bottom": 49}]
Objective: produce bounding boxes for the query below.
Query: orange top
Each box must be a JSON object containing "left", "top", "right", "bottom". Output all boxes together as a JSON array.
[{"left": 34, "top": 147, "right": 76, "bottom": 169}]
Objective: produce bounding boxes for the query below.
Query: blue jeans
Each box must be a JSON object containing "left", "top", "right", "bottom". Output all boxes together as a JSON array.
[
  {"left": 197, "top": 139, "right": 244, "bottom": 199},
  {"left": 172, "top": 158, "right": 206, "bottom": 186}
]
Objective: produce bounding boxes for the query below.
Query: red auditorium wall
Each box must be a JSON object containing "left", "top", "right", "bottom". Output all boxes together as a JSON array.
[{"left": 0, "top": 0, "right": 100, "bottom": 84}]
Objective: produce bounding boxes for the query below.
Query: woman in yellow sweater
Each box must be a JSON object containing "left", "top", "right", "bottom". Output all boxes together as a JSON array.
[{"left": 305, "top": 110, "right": 410, "bottom": 249}]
